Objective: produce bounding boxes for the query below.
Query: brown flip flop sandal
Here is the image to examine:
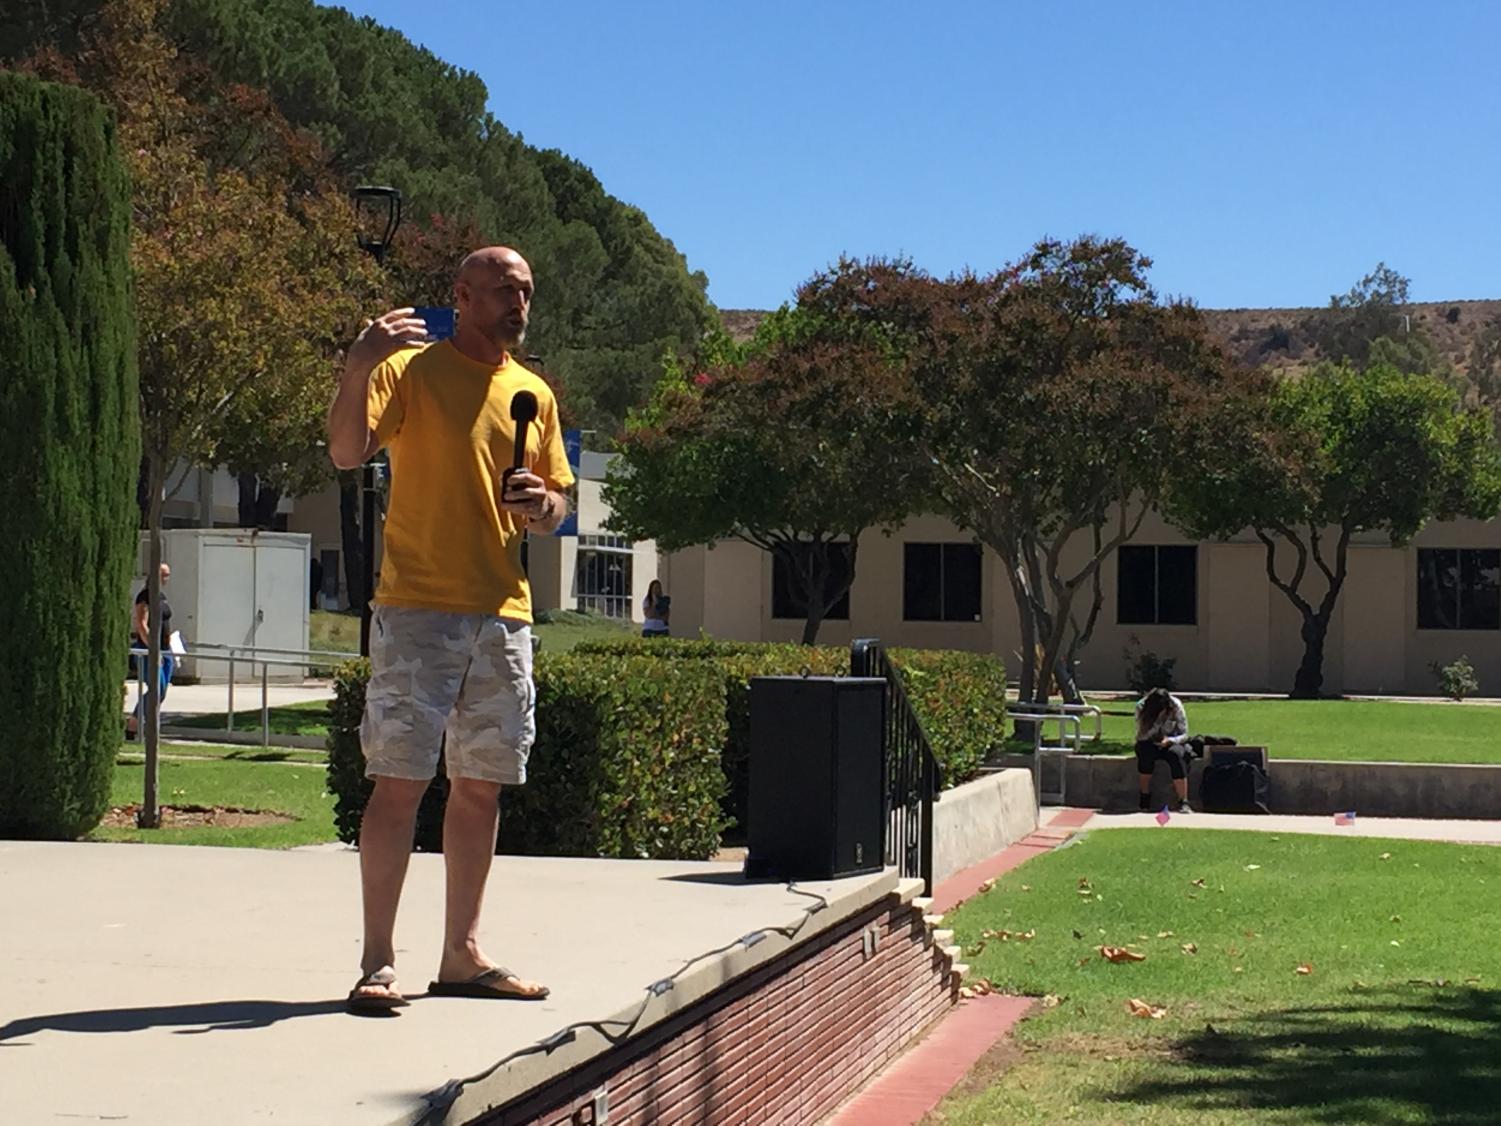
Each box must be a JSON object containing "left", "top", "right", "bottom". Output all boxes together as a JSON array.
[
  {"left": 427, "top": 966, "right": 550, "bottom": 1001},
  {"left": 347, "top": 966, "right": 409, "bottom": 1014}
]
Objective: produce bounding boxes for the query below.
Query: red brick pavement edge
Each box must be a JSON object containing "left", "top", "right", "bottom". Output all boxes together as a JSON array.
[
  {"left": 821, "top": 807, "right": 1097, "bottom": 1125},
  {"left": 931, "top": 807, "right": 1097, "bottom": 915}
]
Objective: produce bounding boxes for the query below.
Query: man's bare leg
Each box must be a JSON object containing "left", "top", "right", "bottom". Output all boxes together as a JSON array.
[
  {"left": 358, "top": 776, "right": 428, "bottom": 992},
  {"left": 437, "top": 778, "right": 547, "bottom": 994}
]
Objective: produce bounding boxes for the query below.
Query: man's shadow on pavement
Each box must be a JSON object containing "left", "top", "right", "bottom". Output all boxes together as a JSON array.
[{"left": 0, "top": 998, "right": 351, "bottom": 1043}]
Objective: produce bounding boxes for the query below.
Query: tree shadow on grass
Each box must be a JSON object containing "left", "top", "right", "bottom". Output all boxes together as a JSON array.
[
  {"left": 0, "top": 999, "right": 349, "bottom": 1043},
  {"left": 1112, "top": 984, "right": 1501, "bottom": 1124}
]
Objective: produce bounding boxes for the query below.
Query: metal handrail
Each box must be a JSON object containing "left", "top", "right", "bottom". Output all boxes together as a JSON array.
[
  {"left": 851, "top": 638, "right": 941, "bottom": 894},
  {"left": 1006, "top": 700, "right": 1103, "bottom": 742},
  {"left": 126, "top": 645, "right": 330, "bottom": 749},
  {"left": 1009, "top": 710, "right": 1081, "bottom": 808}
]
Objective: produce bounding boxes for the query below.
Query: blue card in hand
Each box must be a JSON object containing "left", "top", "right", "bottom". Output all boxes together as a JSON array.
[{"left": 413, "top": 306, "right": 456, "bottom": 341}]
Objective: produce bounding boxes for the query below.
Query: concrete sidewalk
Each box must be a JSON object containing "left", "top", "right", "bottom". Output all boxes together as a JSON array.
[
  {"left": 0, "top": 841, "right": 890, "bottom": 1126},
  {"left": 123, "top": 678, "right": 335, "bottom": 717},
  {"left": 1083, "top": 809, "right": 1501, "bottom": 844}
]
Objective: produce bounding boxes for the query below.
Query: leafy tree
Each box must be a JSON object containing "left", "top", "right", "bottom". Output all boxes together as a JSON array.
[
  {"left": 0, "top": 71, "right": 138, "bottom": 838},
  {"left": 802, "top": 239, "right": 1237, "bottom": 707},
  {"left": 1169, "top": 362, "right": 1501, "bottom": 697},
  {"left": 1304, "top": 263, "right": 1441, "bottom": 375},
  {"left": 605, "top": 303, "right": 922, "bottom": 644},
  {"left": 162, "top": 0, "right": 717, "bottom": 436},
  {"left": 25, "top": 0, "right": 381, "bottom": 822}
]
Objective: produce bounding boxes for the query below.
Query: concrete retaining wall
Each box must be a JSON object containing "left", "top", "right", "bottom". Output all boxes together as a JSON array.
[
  {"left": 991, "top": 754, "right": 1501, "bottom": 820},
  {"left": 933, "top": 769, "right": 1038, "bottom": 886}
]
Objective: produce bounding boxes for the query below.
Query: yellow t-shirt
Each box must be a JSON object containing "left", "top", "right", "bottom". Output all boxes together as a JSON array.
[{"left": 367, "top": 341, "right": 574, "bottom": 620}]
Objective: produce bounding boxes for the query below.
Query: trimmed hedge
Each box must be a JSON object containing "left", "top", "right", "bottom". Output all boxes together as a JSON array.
[
  {"left": 573, "top": 639, "right": 1008, "bottom": 829},
  {"left": 0, "top": 75, "right": 139, "bottom": 838},
  {"left": 326, "top": 640, "right": 1005, "bottom": 857},
  {"left": 327, "top": 652, "right": 728, "bottom": 859}
]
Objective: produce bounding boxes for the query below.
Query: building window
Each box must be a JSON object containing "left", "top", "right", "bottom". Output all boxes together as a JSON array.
[
  {"left": 904, "top": 543, "right": 982, "bottom": 622},
  {"left": 1118, "top": 545, "right": 1197, "bottom": 625},
  {"left": 573, "top": 534, "right": 633, "bottom": 619},
  {"left": 772, "top": 542, "right": 852, "bottom": 620},
  {"left": 1417, "top": 548, "right": 1500, "bottom": 630}
]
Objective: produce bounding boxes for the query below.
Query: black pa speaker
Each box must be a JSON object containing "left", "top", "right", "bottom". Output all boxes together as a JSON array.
[
  {"left": 744, "top": 676, "right": 886, "bottom": 881},
  {"left": 1199, "top": 747, "right": 1271, "bottom": 814}
]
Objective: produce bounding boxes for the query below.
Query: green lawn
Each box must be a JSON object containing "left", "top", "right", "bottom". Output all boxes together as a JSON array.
[
  {"left": 119, "top": 741, "right": 327, "bottom": 765},
  {"left": 92, "top": 756, "right": 337, "bottom": 848},
  {"left": 930, "top": 828, "right": 1501, "bottom": 1124},
  {"left": 171, "top": 699, "right": 331, "bottom": 738},
  {"left": 1015, "top": 697, "right": 1501, "bottom": 765},
  {"left": 311, "top": 606, "right": 634, "bottom": 658}
]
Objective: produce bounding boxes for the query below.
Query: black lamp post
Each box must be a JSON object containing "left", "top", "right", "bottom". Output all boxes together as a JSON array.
[{"left": 352, "top": 185, "right": 403, "bottom": 655}]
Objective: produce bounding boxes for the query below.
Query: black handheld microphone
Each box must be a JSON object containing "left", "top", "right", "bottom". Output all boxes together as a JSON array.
[{"left": 503, "top": 390, "right": 539, "bottom": 499}]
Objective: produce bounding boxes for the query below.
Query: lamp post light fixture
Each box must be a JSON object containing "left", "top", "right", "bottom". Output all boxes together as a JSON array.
[
  {"left": 352, "top": 185, "right": 403, "bottom": 655},
  {"left": 352, "top": 184, "right": 403, "bottom": 264}
]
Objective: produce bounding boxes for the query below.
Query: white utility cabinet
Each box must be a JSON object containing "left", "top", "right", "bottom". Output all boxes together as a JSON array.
[{"left": 133, "top": 530, "right": 311, "bottom": 683}]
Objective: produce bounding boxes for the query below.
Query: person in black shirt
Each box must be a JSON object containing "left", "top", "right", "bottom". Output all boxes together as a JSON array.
[{"left": 125, "top": 563, "right": 175, "bottom": 739}]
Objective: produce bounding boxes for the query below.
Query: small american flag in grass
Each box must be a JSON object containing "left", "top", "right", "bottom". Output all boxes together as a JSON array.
[
  {"left": 1155, "top": 807, "right": 1172, "bottom": 826},
  {"left": 1334, "top": 811, "right": 1356, "bottom": 826}
]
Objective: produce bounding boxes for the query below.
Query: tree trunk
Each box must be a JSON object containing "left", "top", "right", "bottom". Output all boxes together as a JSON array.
[
  {"left": 1292, "top": 611, "right": 1330, "bottom": 699},
  {"left": 140, "top": 449, "right": 165, "bottom": 829},
  {"left": 338, "top": 471, "right": 363, "bottom": 611},
  {"left": 800, "top": 606, "right": 825, "bottom": 646}
]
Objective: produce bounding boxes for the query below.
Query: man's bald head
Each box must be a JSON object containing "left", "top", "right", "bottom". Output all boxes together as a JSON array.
[
  {"left": 453, "top": 246, "right": 534, "bottom": 355},
  {"left": 456, "top": 245, "right": 531, "bottom": 285}
]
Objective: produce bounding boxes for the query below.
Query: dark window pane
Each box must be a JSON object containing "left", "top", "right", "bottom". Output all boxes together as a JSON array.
[
  {"left": 1117, "top": 546, "right": 1156, "bottom": 625},
  {"left": 1417, "top": 549, "right": 1459, "bottom": 630},
  {"left": 942, "top": 544, "right": 983, "bottom": 622},
  {"left": 772, "top": 542, "right": 851, "bottom": 621},
  {"left": 1156, "top": 546, "right": 1197, "bottom": 625},
  {"left": 1460, "top": 549, "right": 1500, "bottom": 630},
  {"left": 904, "top": 544, "right": 942, "bottom": 621}
]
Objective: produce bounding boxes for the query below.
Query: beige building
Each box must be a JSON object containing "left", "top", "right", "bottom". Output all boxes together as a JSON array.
[{"left": 662, "top": 510, "right": 1501, "bottom": 696}]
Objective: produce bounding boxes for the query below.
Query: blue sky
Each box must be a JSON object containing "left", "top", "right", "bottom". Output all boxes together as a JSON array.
[{"left": 340, "top": 0, "right": 1500, "bottom": 312}]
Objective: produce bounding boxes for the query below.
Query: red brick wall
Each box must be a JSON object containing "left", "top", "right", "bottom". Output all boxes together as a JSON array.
[{"left": 475, "top": 893, "right": 957, "bottom": 1126}]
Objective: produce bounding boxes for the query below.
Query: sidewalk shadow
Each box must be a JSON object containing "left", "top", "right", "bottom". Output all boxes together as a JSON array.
[
  {"left": 1110, "top": 984, "right": 1501, "bottom": 1123},
  {"left": 0, "top": 998, "right": 348, "bottom": 1043}
]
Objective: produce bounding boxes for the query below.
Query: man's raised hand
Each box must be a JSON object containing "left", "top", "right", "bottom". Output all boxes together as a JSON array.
[{"left": 347, "top": 308, "right": 430, "bottom": 373}]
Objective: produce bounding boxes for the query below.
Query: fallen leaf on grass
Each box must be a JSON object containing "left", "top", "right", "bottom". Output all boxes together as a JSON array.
[
  {"left": 1157, "top": 931, "right": 1175, "bottom": 939},
  {"left": 1040, "top": 993, "right": 1062, "bottom": 1009},
  {"left": 978, "top": 878, "right": 997, "bottom": 894},
  {"left": 1244, "top": 864, "right": 1262, "bottom": 872},
  {"left": 1295, "top": 964, "right": 1314, "bottom": 975},
  {"left": 1018, "top": 929, "right": 1037, "bottom": 941},
  {"left": 1233, "top": 966, "right": 1244, "bottom": 973},
  {"left": 1379, "top": 852, "right": 1393, "bottom": 861},
  {"left": 1020, "top": 884, "right": 1032, "bottom": 892},
  {"left": 1391, "top": 940, "right": 1401, "bottom": 947},
  {"left": 1127, "top": 998, "right": 1167, "bottom": 1019},
  {"left": 1098, "top": 945, "right": 1146, "bottom": 964},
  {"left": 970, "top": 978, "right": 995, "bottom": 996},
  {"left": 1078, "top": 877, "right": 1093, "bottom": 889},
  {"left": 1181, "top": 943, "right": 1198, "bottom": 955},
  {"left": 1191, "top": 878, "right": 1207, "bottom": 888},
  {"left": 1390, "top": 915, "right": 1402, "bottom": 923}
]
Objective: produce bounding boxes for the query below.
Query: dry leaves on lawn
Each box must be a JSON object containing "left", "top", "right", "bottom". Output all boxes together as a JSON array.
[
  {"left": 1127, "top": 998, "right": 1168, "bottom": 1019},
  {"left": 1098, "top": 945, "right": 1147, "bottom": 964},
  {"left": 1244, "top": 864, "right": 1262, "bottom": 872},
  {"left": 1191, "top": 878, "right": 1207, "bottom": 888},
  {"left": 1296, "top": 963, "right": 1314, "bottom": 975},
  {"left": 1040, "top": 993, "right": 1062, "bottom": 1009},
  {"left": 1181, "top": 943, "right": 1198, "bottom": 955},
  {"left": 978, "top": 878, "right": 997, "bottom": 894}
]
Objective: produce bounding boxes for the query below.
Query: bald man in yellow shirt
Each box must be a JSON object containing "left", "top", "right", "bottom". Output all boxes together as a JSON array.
[{"left": 328, "top": 247, "right": 573, "bottom": 1012}]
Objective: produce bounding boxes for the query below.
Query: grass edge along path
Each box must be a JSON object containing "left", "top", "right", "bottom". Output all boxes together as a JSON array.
[
  {"left": 928, "top": 827, "right": 1501, "bottom": 1125},
  {"left": 92, "top": 756, "right": 337, "bottom": 849},
  {"left": 1012, "top": 696, "right": 1501, "bottom": 766}
]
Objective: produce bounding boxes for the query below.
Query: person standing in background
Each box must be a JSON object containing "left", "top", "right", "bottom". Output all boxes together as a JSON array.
[{"left": 642, "top": 579, "right": 670, "bottom": 639}]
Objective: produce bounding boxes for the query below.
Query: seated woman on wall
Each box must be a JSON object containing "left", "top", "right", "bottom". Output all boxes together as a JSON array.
[{"left": 1134, "top": 687, "right": 1236, "bottom": 813}]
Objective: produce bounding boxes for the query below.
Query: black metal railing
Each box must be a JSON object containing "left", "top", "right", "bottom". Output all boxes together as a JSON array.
[{"left": 851, "top": 638, "right": 942, "bottom": 892}]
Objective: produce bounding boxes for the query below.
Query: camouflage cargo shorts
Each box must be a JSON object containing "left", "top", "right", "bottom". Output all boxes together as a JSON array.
[{"left": 361, "top": 605, "right": 535, "bottom": 785}]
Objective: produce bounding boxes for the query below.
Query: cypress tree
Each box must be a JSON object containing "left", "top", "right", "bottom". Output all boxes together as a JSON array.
[{"left": 0, "top": 72, "right": 139, "bottom": 838}]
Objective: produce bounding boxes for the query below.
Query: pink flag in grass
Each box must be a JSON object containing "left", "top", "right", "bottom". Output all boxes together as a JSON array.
[
  {"left": 1334, "top": 811, "right": 1356, "bottom": 826},
  {"left": 1155, "top": 807, "right": 1172, "bottom": 826}
]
